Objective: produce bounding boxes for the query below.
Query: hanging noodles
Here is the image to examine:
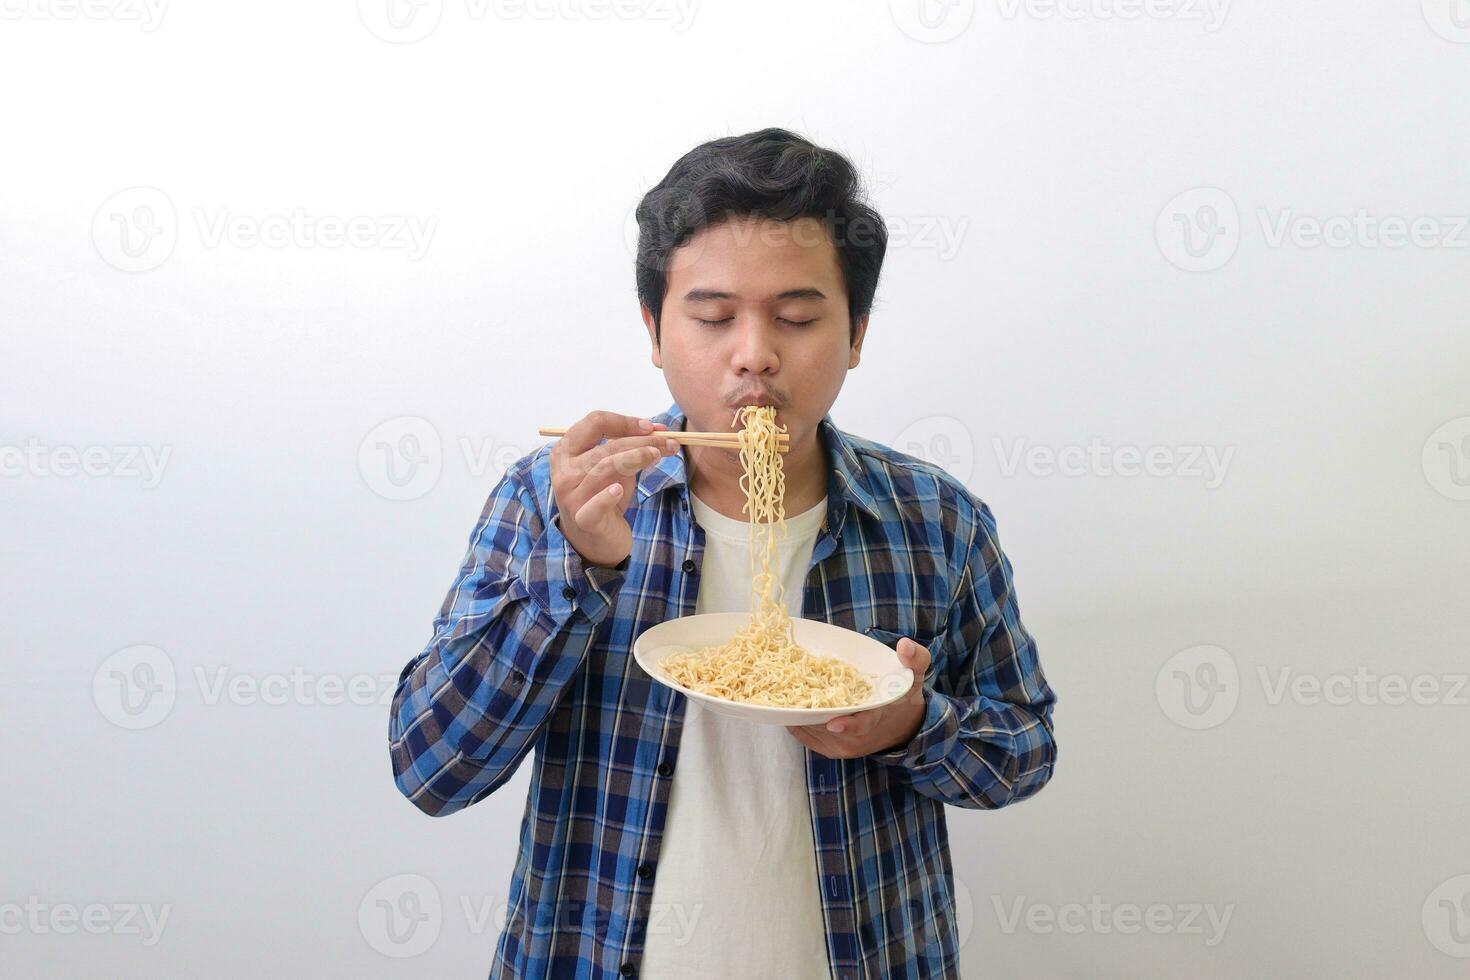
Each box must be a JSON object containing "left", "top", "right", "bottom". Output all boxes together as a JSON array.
[{"left": 660, "top": 405, "right": 873, "bottom": 709}]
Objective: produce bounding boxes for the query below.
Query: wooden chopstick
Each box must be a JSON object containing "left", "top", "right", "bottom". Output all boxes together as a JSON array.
[{"left": 538, "top": 426, "right": 789, "bottom": 452}]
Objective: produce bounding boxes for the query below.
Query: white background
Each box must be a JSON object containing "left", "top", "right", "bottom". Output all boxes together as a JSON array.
[{"left": 3, "top": 1, "right": 1469, "bottom": 977}]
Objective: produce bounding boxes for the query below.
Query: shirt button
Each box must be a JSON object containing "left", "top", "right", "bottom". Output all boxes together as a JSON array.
[
  {"left": 561, "top": 585, "right": 576, "bottom": 601},
  {"left": 681, "top": 558, "right": 695, "bottom": 573},
  {"left": 636, "top": 863, "right": 654, "bottom": 880},
  {"left": 619, "top": 964, "right": 636, "bottom": 977},
  {"left": 656, "top": 762, "right": 673, "bottom": 777}
]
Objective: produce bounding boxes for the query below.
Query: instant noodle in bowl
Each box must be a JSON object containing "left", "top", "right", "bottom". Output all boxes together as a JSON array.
[{"left": 633, "top": 612, "right": 916, "bottom": 727}]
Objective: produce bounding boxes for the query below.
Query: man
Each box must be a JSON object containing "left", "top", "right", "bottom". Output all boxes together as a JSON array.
[{"left": 390, "top": 128, "right": 1057, "bottom": 979}]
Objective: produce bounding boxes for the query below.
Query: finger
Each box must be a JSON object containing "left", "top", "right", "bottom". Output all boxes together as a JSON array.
[
  {"left": 560, "top": 410, "right": 666, "bottom": 456},
  {"left": 566, "top": 447, "right": 659, "bottom": 524},
  {"left": 573, "top": 481, "right": 627, "bottom": 530},
  {"left": 568, "top": 433, "right": 679, "bottom": 479},
  {"left": 566, "top": 442, "right": 680, "bottom": 526},
  {"left": 787, "top": 726, "right": 818, "bottom": 750},
  {"left": 827, "top": 711, "right": 877, "bottom": 736},
  {"left": 580, "top": 445, "right": 666, "bottom": 490},
  {"left": 791, "top": 725, "right": 836, "bottom": 748}
]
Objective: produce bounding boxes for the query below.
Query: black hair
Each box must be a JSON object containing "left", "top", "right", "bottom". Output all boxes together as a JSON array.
[{"left": 634, "top": 127, "right": 887, "bottom": 345}]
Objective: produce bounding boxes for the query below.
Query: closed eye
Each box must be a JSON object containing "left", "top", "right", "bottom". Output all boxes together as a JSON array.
[{"left": 693, "top": 316, "right": 815, "bottom": 327}]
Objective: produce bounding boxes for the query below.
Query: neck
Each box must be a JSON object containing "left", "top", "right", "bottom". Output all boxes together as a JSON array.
[{"left": 684, "top": 423, "right": 827, "bottom": 522}]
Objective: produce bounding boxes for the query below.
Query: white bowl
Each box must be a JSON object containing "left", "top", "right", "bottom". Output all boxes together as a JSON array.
[{"left": 633, "top": 611, "right": 915, "bottom": 726}]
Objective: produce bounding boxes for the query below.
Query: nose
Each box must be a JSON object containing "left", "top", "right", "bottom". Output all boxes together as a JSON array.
[{"left": 729, "top": 316, "right": 779, "bottom": 376}]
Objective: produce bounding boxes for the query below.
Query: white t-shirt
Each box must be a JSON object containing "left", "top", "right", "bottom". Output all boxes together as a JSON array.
[{"left": 639, "top": 490, "right": 832, "bottom": 980}]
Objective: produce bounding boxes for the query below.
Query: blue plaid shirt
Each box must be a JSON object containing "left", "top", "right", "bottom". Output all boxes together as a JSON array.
[{"left": 390, "top": 401, "right": 1057, "bottom": 979}]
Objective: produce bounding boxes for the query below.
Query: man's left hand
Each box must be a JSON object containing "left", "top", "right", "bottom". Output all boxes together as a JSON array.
[{"left": 788, "top": 637, "right": 930, "bottom": 760}]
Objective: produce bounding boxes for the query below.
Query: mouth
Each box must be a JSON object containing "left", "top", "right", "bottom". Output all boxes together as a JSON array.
[{"left": 729, "top": 393, "right": 781, "bottom": 410}]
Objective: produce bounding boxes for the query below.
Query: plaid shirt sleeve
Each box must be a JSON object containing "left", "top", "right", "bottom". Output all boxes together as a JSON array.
[
  {"left": 870, "top": 498, "right": 1058, "bottom": 809},
  {"left": 389, "top": 456, "right": 628, "bottom": 816}
]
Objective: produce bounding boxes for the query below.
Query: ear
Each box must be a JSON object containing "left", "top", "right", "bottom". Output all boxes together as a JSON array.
[
  {"left": 641, "top": 305, "right": 662, "bottom": 368},
  {"left": 848, "top": 314, "right": 868, "bottom": 369}
]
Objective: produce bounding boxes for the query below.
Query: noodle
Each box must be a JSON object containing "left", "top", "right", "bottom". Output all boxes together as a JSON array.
[{"left": 660, "top": 405, "right": 874, "bottom": 709}]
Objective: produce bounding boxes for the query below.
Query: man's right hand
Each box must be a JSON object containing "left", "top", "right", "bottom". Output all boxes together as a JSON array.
[{"left": 549, "top": 411, "right": 680, "bottom": 568}]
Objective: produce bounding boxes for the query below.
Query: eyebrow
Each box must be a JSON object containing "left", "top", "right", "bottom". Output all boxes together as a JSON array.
[{"left": 682, "top": 288, "right": 828, "bottom": 303}]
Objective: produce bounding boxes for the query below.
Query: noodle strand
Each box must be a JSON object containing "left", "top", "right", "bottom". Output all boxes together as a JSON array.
[{"left": 660, "top": 406, "right": 873, "bottom": 709}]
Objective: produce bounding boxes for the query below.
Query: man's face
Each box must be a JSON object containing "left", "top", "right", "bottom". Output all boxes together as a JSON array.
[{"left": 643, "top": 215, "right": 865, "bottom": 444}]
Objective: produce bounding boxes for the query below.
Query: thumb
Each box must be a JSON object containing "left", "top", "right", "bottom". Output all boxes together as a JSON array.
[{"left": 898, "top": 637, "right": 931, "bottom": 675}]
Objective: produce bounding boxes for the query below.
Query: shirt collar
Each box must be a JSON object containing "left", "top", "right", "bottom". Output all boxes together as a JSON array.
[{"left": 636, "top": 400, "right": 882, "bottom": 525}]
